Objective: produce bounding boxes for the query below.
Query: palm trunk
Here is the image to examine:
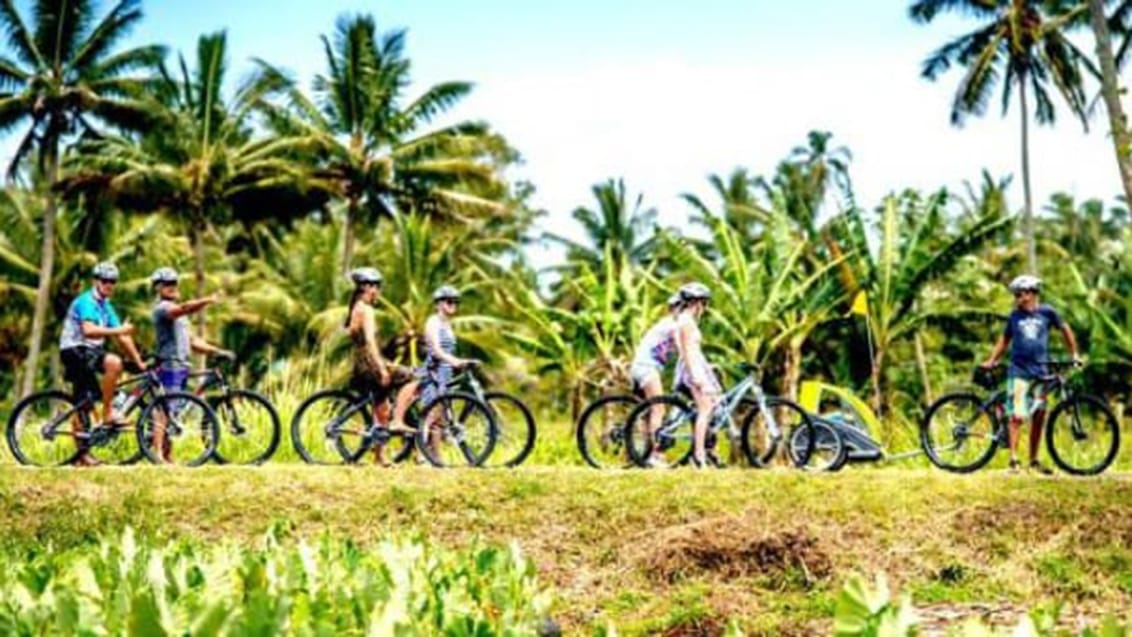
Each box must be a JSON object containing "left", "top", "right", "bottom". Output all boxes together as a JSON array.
[
  {"left": 191, "top": 219, "right": 206, "bottom": 338},
  {"left": 342, "top": 196, "right": 358, "bottom": 271},
  {"left": 870, "top": 346, "right": 885, "bottom": 417},
  {"left": 20, "top": 150, "right": 60, "bottom": 398},
  {"left": 914, "top": 331, "right": 933, "bottom": 405},
  {"left": 1089, "top": 0, "right": 1132, "bottom": 207},
  {"left": 783, "top": 338, "right": 803, "bottom": 402},
  {"left": 1019, "top": 79, "right": 1038, "bottom": 275}
]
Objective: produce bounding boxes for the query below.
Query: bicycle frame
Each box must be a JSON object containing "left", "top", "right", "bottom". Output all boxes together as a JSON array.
[
  {"left": 42, "top": 370, "right": 165, "bottom": 444},
  {"left": 654, "top": 368, "right": 781, "bottom": 443}
]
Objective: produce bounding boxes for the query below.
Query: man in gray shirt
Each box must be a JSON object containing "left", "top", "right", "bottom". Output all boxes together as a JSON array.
[{"left": 150, "top": 267, "right": 234, "bottom": 461}]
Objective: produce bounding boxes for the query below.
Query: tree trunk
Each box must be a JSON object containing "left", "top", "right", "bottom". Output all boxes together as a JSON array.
[
  {"left": 1018, "top": 79, "right": 1038, "bottom": 275},
  {"left": 20, "top": 151, "right": 60, "bottom": 398},
  {"left": 870, "top": 346, "right": 885, "bottom": 417},
  {"left": 1089, "top": 0, "right": 1132, "bottom": 207},
  {"left": 191, "top": 220, "right": 206, "bottom": 339},
  {"left": 342, "top": 196, "right": 357, "bottom": 271},
  {"left": 783, "top": 338, "right": 803, "bottom": 402},
  {"left": 914, "top": 331, "right": 933, "bottom": 405}
]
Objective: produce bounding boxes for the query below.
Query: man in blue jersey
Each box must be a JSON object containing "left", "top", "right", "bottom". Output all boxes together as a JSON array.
[
  {"left": 58, "top": 262, "right": 146, "bottom": 464},
  {"left": 981, "top": 275, "right": 1080, "bottom": 473}
]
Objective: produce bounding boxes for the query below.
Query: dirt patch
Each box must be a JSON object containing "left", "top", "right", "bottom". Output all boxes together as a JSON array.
[{"left": 633, "top": 515, "right": 832, "bottom": 587}]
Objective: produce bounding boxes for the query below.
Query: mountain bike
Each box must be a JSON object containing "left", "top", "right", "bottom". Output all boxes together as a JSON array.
[
  {"left": 7, "top": 363, "right": 219, "bottom": 467},
  {"left": 921, "top": 361, "right": 1120, "bottom": 475},
  {"left": 291, "top": 372, "right": 497, "bottom": 468},
  {"left": 623, "top": 363, "right": 821, "bottom": 468},
  {"left": 190, "top": 356, "right": 281, "bottom": 465}
]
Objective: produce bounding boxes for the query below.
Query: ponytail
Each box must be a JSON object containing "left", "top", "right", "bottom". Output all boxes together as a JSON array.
[{"left": 344, "top": 288, "right": 364, "bottom": 328}]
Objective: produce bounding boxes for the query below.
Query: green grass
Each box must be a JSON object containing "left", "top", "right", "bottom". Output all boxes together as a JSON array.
[{"left": 1, "top": 466, "right": 1130, "bottom": 634}]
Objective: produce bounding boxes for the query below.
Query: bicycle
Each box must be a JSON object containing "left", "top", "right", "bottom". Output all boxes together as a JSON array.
[
  {"left": 7, "top": 363, "right": 219, "bottom": 467},
  {"left": 921, "top": 360, "right": 1120, "bottom": 475},
  {"left": 623, "top": 363, "right": 822, "bottom": 468},
  {"left": 290, "top": 373, "right": 497, "bottom": 468},
  {"left": 448, "top": 364, "right": 536, "bottom": 467},
  {"left": 190, "top": 357, "right": 281, "bottom": 465}
]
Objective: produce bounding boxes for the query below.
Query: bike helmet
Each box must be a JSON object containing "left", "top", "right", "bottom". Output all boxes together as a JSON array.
[
  {"left": 433, "top": 285, "right": 460, "bottom": 302},
  {"left": 678, "top": 282, "right": 711, "bottom": 302},
  {"left": 349, "top": 267, "right": 383, "bottom": 286},
  {"left": 1008, "top": 274, "right": 1041, "bottom": 294},
  {"left": 667, "top": 292, "right": 683, "bottom": 309},
  {"left": 91, "top": 261, "right": 119, "bottom": 281},
  {"left": 150, "top": 267, "right": 180, "bottom": 286}
]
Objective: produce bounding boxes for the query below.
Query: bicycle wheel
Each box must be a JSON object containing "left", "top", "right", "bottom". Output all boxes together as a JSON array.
[
  {"left": 481, "top": 391, "right": 537, "bottom": 467},
  {"left": 415, "top": 392, "right": 497, "bottom": 468},
  {"left": 1045, "top": 394, "right": 1120, "bottom": 476},
  {"left": 6, "top": 390, "right": 85, "bottom": 466},
  {"left": 921, "top": 392, "right": 999, "bottom": 473},
  {"left": 290, "top": 389, "right": 372, "bottom": 464},
  {"left": 740, "top": 397, "right": 814, "bottom": 468},
  {"left": 210, "top": 389, "right": 281, "bottom": 465},
  {"left": 624, "top": 395, "right": 695, "bottom": 468},
  {"left": 575, "top": 395, "right": 639, "bottom": 468},
  {"left": 136, "top": 392, "right": 219, "bottom": 467},
  {"left": 789, "top": 416, "right": 847, "bottom": 472}
]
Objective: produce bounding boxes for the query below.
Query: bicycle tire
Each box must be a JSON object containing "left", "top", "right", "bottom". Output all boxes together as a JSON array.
[
  {"left": 790, "top": 416, "right": 847, "bottom": 472},
  {"left": 624, "top": 394, "right": 695, "bottom": 468},
  {"left": 415, "top": 391, "right": 497, "bottom": 468},
  {"left": 290, "top": 389, "right": 371, "bottom": 464},
  {"left": 210, "top": 389, "right": 281, "bottom": 465},
  {"left": 1045, "top": 394, "right": 1120, "bottom": 476},
  {"left": 920, "top": 392, "right": 999, "bottom": 474},
  {"left": 740, "top": 397, "right": 815, "bottom": 468},
  {"left": 575, "top": 394, "right": 640, "bottom": 468},
  {"left": 482, "top": 391, "right": 537, "bottom": 467},
  {"left": 136, "top": 391, "right": 219, "bottom": 467},
  {"left": 6, "top": 390, "right": 85, "bottom": 466}
]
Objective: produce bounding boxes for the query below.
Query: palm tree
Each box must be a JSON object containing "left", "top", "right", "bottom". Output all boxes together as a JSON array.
[
  {"left": 1088, "top": 0, "right": 1132, "bottom": 206},
  {"left": 260, "top": 14, "right": 511, "bottom": 270},
  {"left": 546, "top": 178, "right": 657, "bottom": 276},
  {"left": 66, "top": 31, "right": 320, "bottom": 334},
  {"left": 909, "top": 0, "right": 1095, "bottom": 275},
  {"left": 0, "top": 0, "right": 164, "bottom": 396}
]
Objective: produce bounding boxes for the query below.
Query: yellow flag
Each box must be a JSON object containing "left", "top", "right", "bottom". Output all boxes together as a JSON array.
[{"left": 849, "top": 290, "right": 869, "bottom": 317}]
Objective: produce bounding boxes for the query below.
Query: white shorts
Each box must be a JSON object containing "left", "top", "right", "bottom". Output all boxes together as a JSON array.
[{"left": 629, "top": 361, "right": 661, "bottom": 386}]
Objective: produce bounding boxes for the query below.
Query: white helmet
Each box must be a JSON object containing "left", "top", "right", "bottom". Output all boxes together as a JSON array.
[
  {"left": 349, "top": 267, "right": 383, "bottom": 286},
  {"left": 150, "top": 267, "right": 180, "bottom": 286},
  {"left": 1008, "top": 275, "right": 1041, "bottom": 294},
  {"left": 91, "top": 261, "right": 119, "bottom": 281},
  {"left": 432, "top": 285, "right": 460, "bottom": 302},
  {"left": 666, "top": 292, "right": 683, "bottom": 309},
  {"left": 678, "top": 282, "right": 711, "bottom": 302}
]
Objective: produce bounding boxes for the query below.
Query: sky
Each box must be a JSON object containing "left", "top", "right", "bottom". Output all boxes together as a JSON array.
[{"left": 11, "top": 1, "right": 1127, "bottom": 248}]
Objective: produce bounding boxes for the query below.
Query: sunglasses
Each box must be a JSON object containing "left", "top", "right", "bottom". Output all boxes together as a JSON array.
[
  {"left": 1013, "top": 289, "right": 1036, "bottom": 297},
  {"left": 97, "top": 278, "right": 118, "bottom": 285}
]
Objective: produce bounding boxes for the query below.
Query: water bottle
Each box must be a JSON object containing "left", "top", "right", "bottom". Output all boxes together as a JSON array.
[{"left": 111, "top": 390, "right": 129, "bottom": 414}]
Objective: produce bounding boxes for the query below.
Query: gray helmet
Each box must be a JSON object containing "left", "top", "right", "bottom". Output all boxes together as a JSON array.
[
  {"left": 666, "top": 292, "right": 683, "bottom": 309},
  {"left": 433, "top": 285, "right": 460, "bottom": 302},
  {"left": 678, "top": 282, "right": 711, "bottom": 302},
  {"left": 349, "top": 267, "right": 383, "bottom": 286},
  {"left": 91, "top": 261, "right": 119, "bottom": 281},
  {"left": 1008, "top": 274, "right": 1041, "bottom": 293},
  {"left": 150, "top": 267, "right": 180, "bottom": 286}
]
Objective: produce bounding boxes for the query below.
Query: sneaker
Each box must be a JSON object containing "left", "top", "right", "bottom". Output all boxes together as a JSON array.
[
  {"left": 1029, "top": 461, "right": 1054, "bottom": 476},
  {"left": 645, "top": 454, "right": 667, "bottom": 469},
  {"left": 1009, "top": 458, "right": 1021, "bottom": 473}
]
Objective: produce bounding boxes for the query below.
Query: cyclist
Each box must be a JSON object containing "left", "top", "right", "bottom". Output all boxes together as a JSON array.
[
  {"left": 345, "top": 267, "right": 412, "bottom": 464},
  {"left": 673, "top": 282, "right": 720, "bottom": 468},
  {"left": 389, "top": 285, "right": 476, "bottom": 437},
  {"left": 149, "top": 267, "right": 234, "bottom": 461},
  {"left": 629, "top": 292, "right": 683, "bottom": 467},
  {"left": 980, "top": 274, "right": 1080, "bottom": 474},
  {"left": 58, "top": 261, "right": 146, "bottom": 466}
]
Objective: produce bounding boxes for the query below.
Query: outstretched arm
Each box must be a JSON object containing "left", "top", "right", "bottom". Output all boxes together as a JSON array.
[
  {"left": 163, "top": 294, "right": 220, "bottom": 319},
  {"left": 190, "top": 336, "right": 233, "bottom": 359}
]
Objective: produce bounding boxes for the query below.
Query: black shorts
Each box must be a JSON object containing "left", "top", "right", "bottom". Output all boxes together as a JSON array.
[
  {"left": 60, "top": 347, "right": 107, "bottom": 401},
  {"left": 349, "top": 365, "right": 414, "bottom": 402}
]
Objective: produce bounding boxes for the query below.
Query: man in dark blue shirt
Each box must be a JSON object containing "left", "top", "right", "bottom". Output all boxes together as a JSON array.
[{"left": 981, "top": 275, "right": 1080, "bottom": 473}]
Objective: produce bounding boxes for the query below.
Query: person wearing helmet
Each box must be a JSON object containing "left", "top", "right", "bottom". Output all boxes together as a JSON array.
[
  {"left": 673, "top": 282, "right": 721, "bottom": 468},
  {"left": 344, "top": 267, "right": 412, "bottom": 464},
  {"left": 388, "top": 285, "right": 476, "bottom": 436},
  {"left": 148, "top": 267, "right": 233, "bottom": 462},
  {"left": 981, "top": 274, "right": 1080, "bottom": 473},
  {"left": 58, "top": 261, "right": 146, "bottom": 465},
  {"left": 628, "top": 292, "right": 684, "bottom": 467}
]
